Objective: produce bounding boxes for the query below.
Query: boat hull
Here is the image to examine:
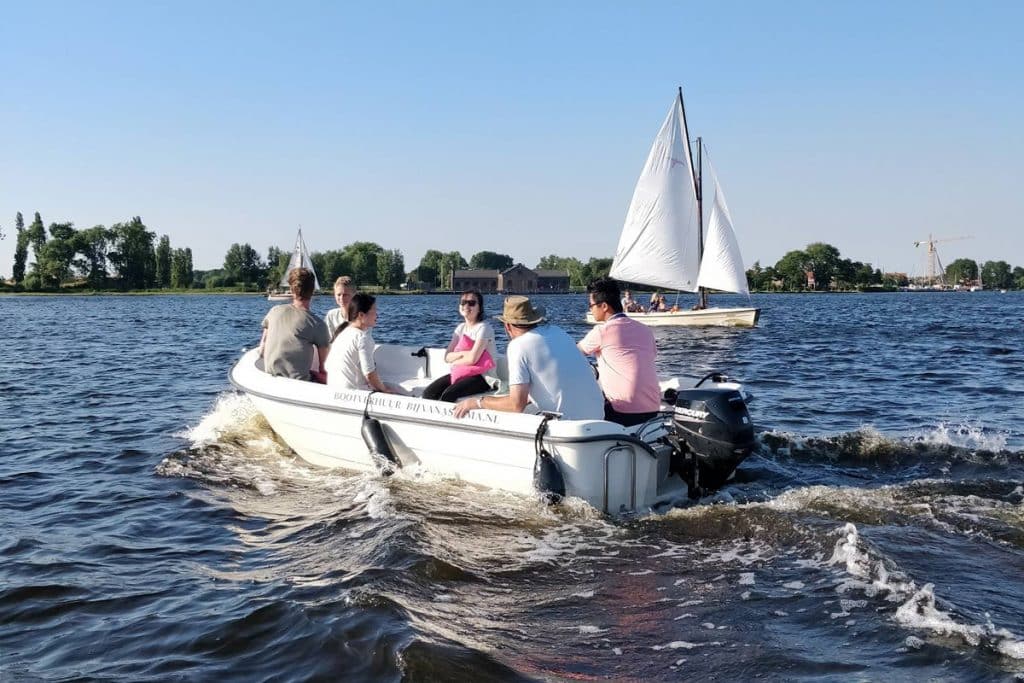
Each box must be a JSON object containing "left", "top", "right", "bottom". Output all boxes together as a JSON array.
[
  {"left": 587, "top": 306, "right": 760, "bottom": 327},
  {"left": 230, "top": 348, "right": 685, "bottom": 513}
]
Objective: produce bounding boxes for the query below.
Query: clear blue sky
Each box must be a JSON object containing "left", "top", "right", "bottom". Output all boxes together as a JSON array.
[{"left": 2, "top": 0, "right": 1021, "bottom": 277}]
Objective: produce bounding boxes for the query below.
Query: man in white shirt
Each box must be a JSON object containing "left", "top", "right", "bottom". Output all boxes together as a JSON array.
[{"left": 453, "top": 296, "right": 603, "bottom": 420}]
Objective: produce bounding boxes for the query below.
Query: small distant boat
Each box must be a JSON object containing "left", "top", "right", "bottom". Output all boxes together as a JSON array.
[
  {"left": 267, "top": 228, "right": 319, "bottom": 301},
  {"left": 591, "top": 88, "right": 760, "bottom": 328}
]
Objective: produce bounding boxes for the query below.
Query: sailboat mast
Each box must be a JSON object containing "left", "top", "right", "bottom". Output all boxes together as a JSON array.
[{"left": 677, "top": 86, "right": 708, "bottom": 309}]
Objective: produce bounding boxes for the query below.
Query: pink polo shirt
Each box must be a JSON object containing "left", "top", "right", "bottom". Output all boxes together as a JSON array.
[{"left": 578, "top": 314, "right": 661, "bottom": 414}]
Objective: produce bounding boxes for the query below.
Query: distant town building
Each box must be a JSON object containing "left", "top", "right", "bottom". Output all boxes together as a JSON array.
[{"left": 449, "top": 264, "right": 570, "bottom": 293}]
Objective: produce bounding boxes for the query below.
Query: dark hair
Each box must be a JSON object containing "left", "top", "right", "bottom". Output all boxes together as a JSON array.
[
  {"left": 587, "top": 277, "right": 623, "bottom": 314},
  {"left": 332, "top": 292, "right": 377, "bottom": 341},
  {"left": 289, "top": 267, "right": 317, "bottom": 300},
  {"left": 461, "top": 289, "right": 485, "bottom": 323}
]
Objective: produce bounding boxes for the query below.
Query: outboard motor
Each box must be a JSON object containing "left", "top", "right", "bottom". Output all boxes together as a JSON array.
[{"left": 664, "top": 373, "right": 755, "bottom": 498}]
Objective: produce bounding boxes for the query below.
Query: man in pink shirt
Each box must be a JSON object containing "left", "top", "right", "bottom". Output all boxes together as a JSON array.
[{"left": 578, "top": 278, "right": 663, "bottom": 426}]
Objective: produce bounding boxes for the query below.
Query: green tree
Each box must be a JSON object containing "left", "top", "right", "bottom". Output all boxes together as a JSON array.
[
  {"left": 945, "top": 258, "right": 977, "bottom": 286},
  {"left": 155, "top": 235, "right": 172, "bottom": 288},
  {"left": 108, "top": 217, "right": 157, "bottom": 289},
  {"left": 343, "top": 241, "right": 385, "bottom": 286},
  {"left": 579, "top": 257, "right": 613, "bottom": 285},
  {"left": 311, "top": 249, "right": 352, "bottom": 286},
  {"left": 469, "top": 251, "right": 514, "bottom": 270},
  {"left": 774, "top": 249, "right": 810, "bottom": 290},
  {"left": 803, "top": 242, "right": 842, "bottom": 290},
  {"left": 536, "top": 254, "right": 585, "bottom": 286},
  {"left": 27, "top": 212, "right": 46, "bottom": 276},
  {"left": 1012, "top": 266, "right": 1024, "bottom": 290},
  {"left": 745, "top": 261, "right": 773, "bottom": 291},
  {"left": 223, "top": 243, "right": 264, "bottom": 286},
  {"left": 74, "top": 225, "right": 113, "bottom": 288},
  {"left": 12, "top": 212, "right": 28, "bottom": 284},
  {"left": 980, "top": 260, "right": 1012, "bottom": 290},
  {"left": 438, "top": 251, "right": 468, "bottom": 289},
  {"left": 266, "top": 246, "right": 289, "bottom": 287},
  {"left": 416, "top": 249, "right": 446, "bottom": 286},
  {"left": 376, "top": 248, "right": 405, "bottom": 289},
  {"left": 170, "top": 247, "right": 194, "bottom": 288},
  {"left": 37, "top": 222, "right": 77, "bottom": 287}
]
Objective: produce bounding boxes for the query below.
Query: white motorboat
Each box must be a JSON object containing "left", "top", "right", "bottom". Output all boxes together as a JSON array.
[
  {"left": 595, "top": 88, "right": 760, "bottom": 328},
  {"left": 267, "top": 228, "right": 319, "bottom": 301},
  {"left": 229, "top": 343, "right": 756, "bottom": 514}
]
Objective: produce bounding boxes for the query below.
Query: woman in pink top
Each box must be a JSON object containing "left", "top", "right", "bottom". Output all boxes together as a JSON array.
[{"left": 422, "top": 290, "right": 498, "bottom": 402}]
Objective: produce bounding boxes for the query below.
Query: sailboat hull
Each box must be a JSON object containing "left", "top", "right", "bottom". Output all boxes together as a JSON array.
[{"left": 587, "top": 306, "right": 760, "bottom": 327}]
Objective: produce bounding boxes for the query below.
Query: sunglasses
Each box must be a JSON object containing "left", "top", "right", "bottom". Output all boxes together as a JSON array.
[{"left": 460, "top": 299, "right": 478, "bottom": 306}]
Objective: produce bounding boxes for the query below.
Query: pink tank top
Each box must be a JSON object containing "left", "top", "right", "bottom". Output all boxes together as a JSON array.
[{"left": 450, "top": 333, "right": 494, "bottom": 382}]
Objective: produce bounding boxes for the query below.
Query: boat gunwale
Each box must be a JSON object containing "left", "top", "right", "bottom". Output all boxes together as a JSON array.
[{"left": 228, "top": 357, "right": 663, "bottom": 451}]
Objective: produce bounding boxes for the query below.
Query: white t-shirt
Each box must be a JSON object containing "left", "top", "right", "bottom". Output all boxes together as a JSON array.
[
  {"left": 507, "top": 324, "right": 604, "bottom": 420},
  {"left": 324, "top": 307, "right": 348, "bottom": 339},
  {"left": 325, "top": 326, "right": 376, "bottom": 390}
]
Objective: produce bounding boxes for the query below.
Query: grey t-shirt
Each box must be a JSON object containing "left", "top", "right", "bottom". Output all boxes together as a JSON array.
[{"left": 261, "top": 304, "right": 330, "bottom": 380}]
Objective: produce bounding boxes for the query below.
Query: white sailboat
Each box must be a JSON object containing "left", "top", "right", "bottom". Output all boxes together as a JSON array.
[
  {"left": 590, "top": 88, "right": 760, "bottom": 327},
  {"left": 267, "top": 228, "right": 320, "bottom": 301}
]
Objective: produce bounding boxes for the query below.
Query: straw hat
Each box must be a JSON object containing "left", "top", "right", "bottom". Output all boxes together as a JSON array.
[{"left": 496, "top": 296, "right": 546, "bottom": 325}]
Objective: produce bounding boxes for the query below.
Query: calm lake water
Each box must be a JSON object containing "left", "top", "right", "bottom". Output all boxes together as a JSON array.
[{"left": 2, "top": 291, "right": 1023, "bottom": 681}]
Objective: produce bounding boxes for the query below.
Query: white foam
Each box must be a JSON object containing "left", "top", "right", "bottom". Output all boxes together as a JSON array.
[
  {"left": 913, "top": 421, "right": 1009, "bottom": 452},
  {"left": 652, "top": 641, "right": 699, "bottom": 651},
  {"left": 180, "top": 392, "right": 263, "bottom": 445},
  {"left": 572, "top": 590, "right": 595, "bottom": 599},
  {"left": 783, "top": 581, "right": 805, "bottom": 590},
  {"left": 829, "top": 523, "right": 1024, "bottom": 660},
  {"left": 578, "top": 625, "right": 607, "bottom": 635},
  {"left": 894, "top": 585, "right": 1024, "bottom": 659},
  {"left": 738, "top": 572, "right": 755, "bottom": 586}
]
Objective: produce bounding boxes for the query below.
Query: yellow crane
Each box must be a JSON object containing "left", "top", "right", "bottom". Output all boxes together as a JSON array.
[{"left": 913, "top": 234, "right": 973, "bottom": 287}]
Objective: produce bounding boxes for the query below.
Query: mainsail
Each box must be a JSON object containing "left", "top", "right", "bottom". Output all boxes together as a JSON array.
[
  {"left": 695, "top": 153, "right": 749, "bottom": 295},
  {"left": 278, "top": 229, "right": 320, "bottom": 291},
  {"left": 610, "top": 97, "right": 701, "bottom": 292},
  {"left": 610, "top": 92, "right": 751, "bottom": 298}
]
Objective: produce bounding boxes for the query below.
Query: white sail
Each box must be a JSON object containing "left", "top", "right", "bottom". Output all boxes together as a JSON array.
[
  {"left": 278, "top": 229, "right": 320, "bottom": 291},
  {"left": 696, "top": 155, "right": 749, "bottom": 295},
  {"left": 610, "top": 97, "right": 701, "bottom": 292}
]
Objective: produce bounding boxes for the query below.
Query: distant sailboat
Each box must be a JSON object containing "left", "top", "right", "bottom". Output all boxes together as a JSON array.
[
  {"left": 267, "top": 228, "right": 319, "bottom": 301},
  {"left": 591, "top": 88, "right": 760, "bottom": 327}
]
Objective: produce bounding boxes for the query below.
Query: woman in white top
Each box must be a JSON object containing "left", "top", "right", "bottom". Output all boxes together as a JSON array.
[
  {"left": 422, "top": 290, "right": 498, "bottom": 402},
  {"left": 324, "top": 293, "right": 394, "bottom": 393}
]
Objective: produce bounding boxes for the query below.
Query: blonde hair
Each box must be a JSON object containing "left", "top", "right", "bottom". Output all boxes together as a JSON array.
[{"left": 333, "top": 275, "right": 354, "bottom": 293}]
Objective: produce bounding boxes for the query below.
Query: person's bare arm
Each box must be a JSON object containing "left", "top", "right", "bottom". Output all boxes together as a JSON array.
[
  {"left": 366, "top": 370, "right": 392, "bottom": 394},
  {"left": 452, "top": 384, "right": 528, "bottom": 418},
  {"left": 316, "top": 344, "right": 329, "bottom": 374}
]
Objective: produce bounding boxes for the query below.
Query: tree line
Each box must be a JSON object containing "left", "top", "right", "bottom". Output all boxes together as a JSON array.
[
  {"left": 745, "top": 242, "right": 1024, "bottom": 291},
  {"left": 5, "top": 213, "right": 1023, "bottom": 293},
  {"left": 5, "top": 212, "right": 194, "bottom": 291}
]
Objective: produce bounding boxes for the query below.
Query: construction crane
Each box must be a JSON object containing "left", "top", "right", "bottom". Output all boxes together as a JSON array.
[{"left": 912, "top": 234, "right": 973, "bottom": 287}]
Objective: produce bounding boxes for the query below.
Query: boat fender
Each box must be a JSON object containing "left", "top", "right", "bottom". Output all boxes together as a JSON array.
[
  {"left": 533, "top": 417, "right": 565, "bottom": 504},
  {"left": 360, "top": 415, "right": 401, "bottom": 476}
]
